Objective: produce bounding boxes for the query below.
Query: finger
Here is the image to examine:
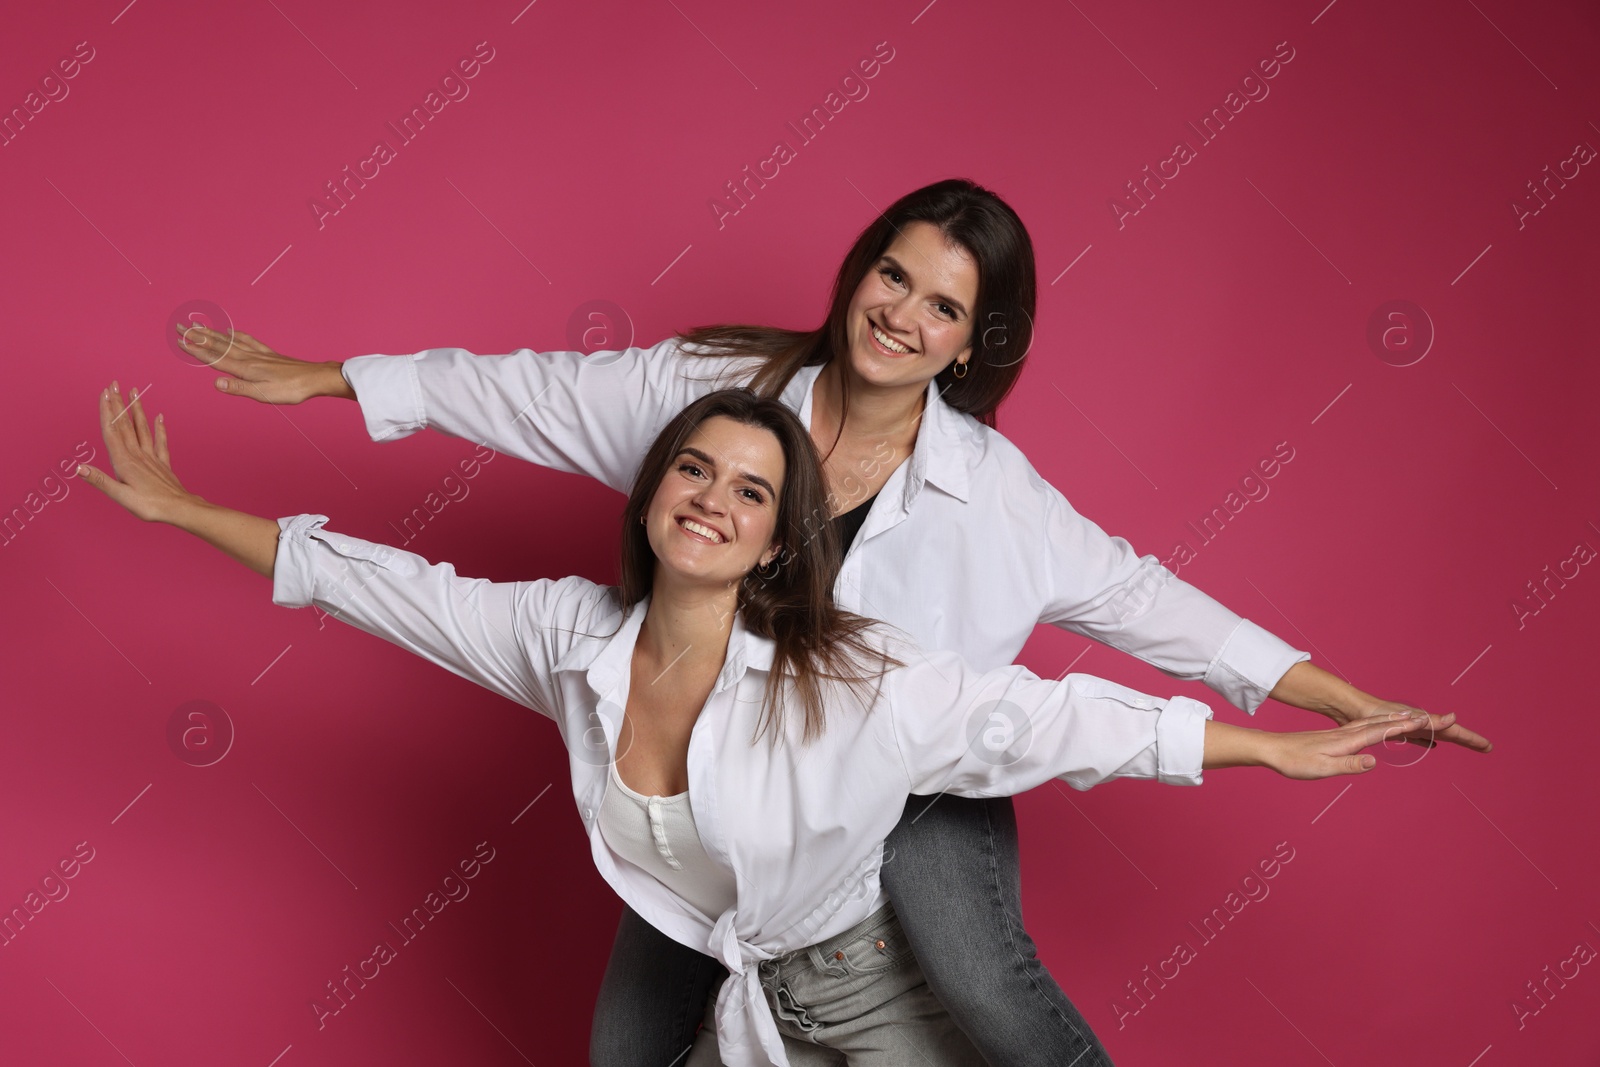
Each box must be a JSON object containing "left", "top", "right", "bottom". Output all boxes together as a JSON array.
[
  {"left": 97, "top": 387, "right": 129, "bottom": 482},
  {"left": 1434, "top": 720, "right": 1493, "bottom": 753},
  {"left": 1340, "top": 753, "right": 1377, "bottom": 775},
  {"left": 126, "top": 385, "right": 152, "bottom": 452},
  {"left": 154, "top": 410, "right": 170, "bottom": 466},
  {"left": 102, "top": 382, "right": 138, "bottom": 461},
  {"left": 1349, "top": 717, "right": 1432, "bottom": 750},
  {"left": 1305, "top": 750, "right": 1378, "bottom": 778},
  {"left": 75, "top": 462, "right": 130, "bottom": 509},
  {"left": 178, "top": 324, "right": 235, "bottom": 369},
  {"left": 1380, "top": 712, "right": 1469, "bottom": 751},
  {"left": 215, "top": 375, "right": 267, "bottom": 402}
]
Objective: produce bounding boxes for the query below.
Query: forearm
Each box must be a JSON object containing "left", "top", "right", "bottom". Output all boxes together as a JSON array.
[
  {"left": 165, "top": 497, "right": 281, "bottom": 578},
  {"left": 338, "top": 341, "right": 695, "bottom": 490},
  {"left": 1201, "top": 719, "right": 1273, "bottom": 770},
  {"left": 1266, "top": 660, "right": 1376, "bottom": 718}
]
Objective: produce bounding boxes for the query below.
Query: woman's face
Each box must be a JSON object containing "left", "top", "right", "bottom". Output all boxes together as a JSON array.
[
  {"left": 843, "top": 219, "right": 980, "bottom": 394},
  {"left": 645, "top": 416, "right": 786, "bottom": 589}
]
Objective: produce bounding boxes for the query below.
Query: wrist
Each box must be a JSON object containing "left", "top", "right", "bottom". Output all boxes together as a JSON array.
[
  {"left": 1272, "top": 662, "right": 1371, "bottom": 722},
  {"left": 1324, "top": 685, "right": 1381, "bottom": 721},
  {"left": 323, "top": 361, "right": 357, "bottom": 401},
  {"left": 159, "top": 492, "right": 213, "bottom": 531},
  {"left": 1202, "top": 720, "right": 1275, "bottom": 770}
]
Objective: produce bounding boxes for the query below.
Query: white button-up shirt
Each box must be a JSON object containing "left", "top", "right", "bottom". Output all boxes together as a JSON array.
[
  {"left": 341, "top": 339, "right": 1310, "bottom": 708},
  {"left": 270, "top": 512, "right": 1214, "bottom": 1067}
]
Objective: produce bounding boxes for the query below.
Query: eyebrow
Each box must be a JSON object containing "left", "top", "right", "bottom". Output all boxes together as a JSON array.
[
  {"left": 678, "top": 446, "right": 778, "bottom": 500},
  {"left": 879, "top": 254, "right": 970, "bottom": 319}
]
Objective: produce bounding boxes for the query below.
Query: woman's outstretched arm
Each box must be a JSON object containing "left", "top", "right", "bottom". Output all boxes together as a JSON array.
[
  {"left": 1199, "top": 715, "right": 1441, "bottom": 778},
  {"left": 881, "top": 634, "right": 1446, "bottom": 799},
  {"left": 75, "top": 378, "right": 591, "bottom": 719},
  {"left": 175, "top": 323, "right": 732, "bottom": 494},
  {"left": 1026, "top": 468, "right": 1491, "bottom": 753}
]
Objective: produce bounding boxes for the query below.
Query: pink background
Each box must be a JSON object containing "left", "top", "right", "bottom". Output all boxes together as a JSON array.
[{"left": 2, "top": 0, "right": 1597, "bottom": 1064}]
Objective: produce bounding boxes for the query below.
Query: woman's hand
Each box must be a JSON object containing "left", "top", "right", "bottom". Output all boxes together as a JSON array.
[
  {"left": 174, "top": 323, "right": 355, "bottom": 404},
  {"left": 78, "top": 379, "right": 282, "bottom": 576},
  {"left": 77, "top": 380, "right": 200, "bottom": 525},
  {"left": 1337, "top": 696, "right": 1492, "bottom": 753},
  {"left": 1269, "top": 662, "right": 1492, "bottom": 753},
  {"left": 1263, "top": 711, "right": 1452, "bottom": 780}
]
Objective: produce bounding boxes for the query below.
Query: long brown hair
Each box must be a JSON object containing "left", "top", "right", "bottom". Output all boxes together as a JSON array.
[
  {"left": 618, "top": 389, "right": 899, "bottom": 743},
  {"left": 678, "top": 178, "right": 1037, "bottom": 432}
]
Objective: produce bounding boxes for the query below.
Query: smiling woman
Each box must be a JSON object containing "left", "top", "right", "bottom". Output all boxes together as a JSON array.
[{"left": 615, "top": 390, "right": 887, "bottom": 749}]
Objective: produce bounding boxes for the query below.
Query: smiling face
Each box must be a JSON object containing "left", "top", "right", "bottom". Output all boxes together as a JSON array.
[
  {"left": 644, "top": 415, "right": 786, "bottom": 589},
  {"left": 843, "top": 219, "right": 980, "bottom": 393}
]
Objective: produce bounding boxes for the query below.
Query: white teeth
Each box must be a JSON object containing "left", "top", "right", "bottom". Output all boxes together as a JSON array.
[
  {"left": 871, "top": 324, "right": 912, "bottom": 354},
  {"left": 680, "top": 518, "right": 725, "bottom": 543}
]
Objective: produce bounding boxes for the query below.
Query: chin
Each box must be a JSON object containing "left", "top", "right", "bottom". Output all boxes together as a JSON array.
[{"left": 849, "top": 348, "right": 920, "bottom": 390}]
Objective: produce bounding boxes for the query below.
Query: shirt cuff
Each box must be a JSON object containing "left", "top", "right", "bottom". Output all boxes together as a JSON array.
[
  {"left": 1204, "top": 618, "right": 1312, "bottom": 715},
  {"left": 340, "top": 353, "right": 427, "bottom": 443},
  {"left": 1155, "top": 695, "right": 1213, "bottom": 786},
  {"left": 271, "top": 513, "right": 332, "bottom": 609}
]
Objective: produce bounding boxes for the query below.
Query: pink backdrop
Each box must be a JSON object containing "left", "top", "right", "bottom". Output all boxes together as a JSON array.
[{"left": 2, "top": 0, "right": 1596, "bottom": 1064}]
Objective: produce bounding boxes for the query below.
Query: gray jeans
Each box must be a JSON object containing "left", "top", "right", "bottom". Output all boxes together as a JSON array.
[{"left": 685, "top": 901, "right": 987, "bottom": 1066}]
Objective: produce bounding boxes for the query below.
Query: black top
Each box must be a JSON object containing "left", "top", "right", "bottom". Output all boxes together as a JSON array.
[{"left": 831, "top": 492, "right": 879, "bottom": 556}]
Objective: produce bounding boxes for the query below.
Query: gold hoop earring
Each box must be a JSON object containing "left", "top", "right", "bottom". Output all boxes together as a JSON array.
[{"left": 952, "top": 360, "right": 969, "bottom": 379}]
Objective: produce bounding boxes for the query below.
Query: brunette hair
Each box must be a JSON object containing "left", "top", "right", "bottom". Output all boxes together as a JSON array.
[
  {"left": 618, "top": 388, "right": 898, "bottom": 743},
  {"left": 678, "top": 178, "right": 1037, "bottom": 432}
]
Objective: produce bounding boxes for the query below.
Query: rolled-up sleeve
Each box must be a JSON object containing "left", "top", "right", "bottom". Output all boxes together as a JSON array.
[
  {"left": 271, "top": 513, "right": 586, "bottom": 719},
  {"left": 339, "top": 339, "right": 758, "bottom": 494},
  {"left": 882, "top": 634, "right": 1215, "bottom": 798},
  {"left": 1033, "top": 481, "right": 1309, "bottom": 714}
]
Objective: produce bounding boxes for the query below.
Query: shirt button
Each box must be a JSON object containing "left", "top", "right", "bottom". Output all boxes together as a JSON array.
[{"left": 582, "top": 807, "right": 594, "bottom": 820}]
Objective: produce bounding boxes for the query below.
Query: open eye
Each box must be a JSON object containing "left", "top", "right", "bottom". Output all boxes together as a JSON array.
[
  {"left": 936, "top": 303, "right": 956, "bottom": 319},
  {"left": 878, "top": 266, "right": 905, "bottom": 287},
  {"left": 739, "top": 486, "right": 765, "bottom": 503},
  {"left": 677, "top": 461, "right": 706, "bottom": 479}
]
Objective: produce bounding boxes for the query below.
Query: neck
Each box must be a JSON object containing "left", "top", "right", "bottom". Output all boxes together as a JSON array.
[
  {"left": 637, "top": 572, "right": 740, "bottom": 671},
  {"left": 814, "top": 359, "right": 927, "bottom": 447}
]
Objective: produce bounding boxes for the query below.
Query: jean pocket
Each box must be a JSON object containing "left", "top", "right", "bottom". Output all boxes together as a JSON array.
[{"left": 832, "top": 911, "right": 915, "bottom": 976}]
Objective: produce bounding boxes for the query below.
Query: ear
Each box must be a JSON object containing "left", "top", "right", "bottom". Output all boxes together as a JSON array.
[{"left": 760, "top": 542, "right": 783, "bottom": 568}]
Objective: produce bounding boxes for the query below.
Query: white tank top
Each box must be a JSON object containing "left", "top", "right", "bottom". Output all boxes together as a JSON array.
[{"left": 598, "top": 760, "right": 737, "bottom": 919}]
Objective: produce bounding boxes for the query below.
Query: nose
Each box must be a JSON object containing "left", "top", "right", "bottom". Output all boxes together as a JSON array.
[
  {"left": 691, "top": 480, "right": 729, "bottom": 516},
  {"left": 881, "top": 293, "right": 915, "bottom": 333}
]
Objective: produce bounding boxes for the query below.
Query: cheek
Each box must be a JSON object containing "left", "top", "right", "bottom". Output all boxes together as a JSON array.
[
  {"left": 851, "top": 275, "right": 892, "bottom": 311},
  {"left": 645, "top": 483, "right": 684, "bottom": 525},
  {"left": 931, "top": 319, "right": 971, "bottom": 355},
  {"left": 739, "top": 510, "right": 777, "bottom": 548}
]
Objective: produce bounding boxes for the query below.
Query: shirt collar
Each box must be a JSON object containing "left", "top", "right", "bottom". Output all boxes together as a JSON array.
[
  {"left": 553, "top": 591, "right": 777, "bottom": 697},
  {"left": 792, "top": 364, "right": 973, "bottom": 506},
  {"left": 910, "top": 376, "right": 973, "bottom": 504}
]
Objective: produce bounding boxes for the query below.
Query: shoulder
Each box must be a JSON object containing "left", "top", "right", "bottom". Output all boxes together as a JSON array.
[
  {"left": 522, "top": 577, "right": 623, "bottom": 654},
  {"left": 855, "top": 618, "right": 972, "bottom": 699},
  {"left": 662, "top": 336, "right": 767, "bottom": 388},
  {"left": 948, "top": 411, "right": 1063, "bottom": 515}
]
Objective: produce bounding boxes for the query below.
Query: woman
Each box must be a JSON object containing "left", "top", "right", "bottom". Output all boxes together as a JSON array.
[
  {"left": 78, "top": 381, "right": 1436, "bottom": 1066},
  {"left": 177, "top": 178, "right": 1491, "bottom": 1065}
]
